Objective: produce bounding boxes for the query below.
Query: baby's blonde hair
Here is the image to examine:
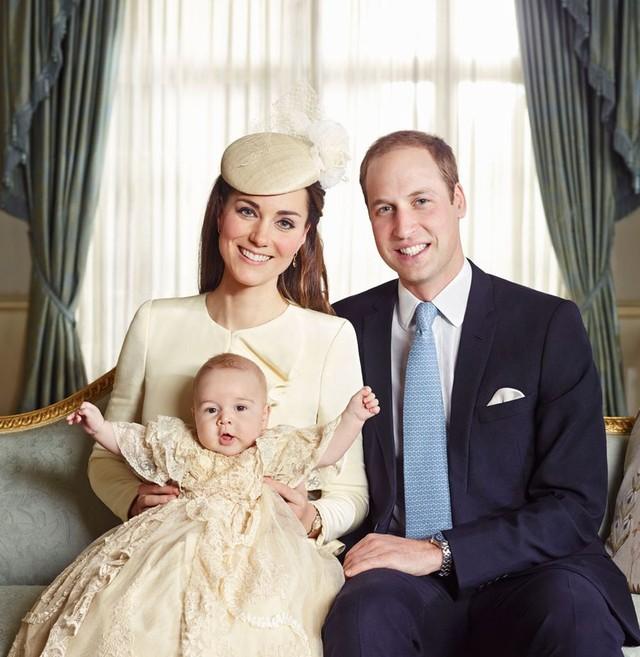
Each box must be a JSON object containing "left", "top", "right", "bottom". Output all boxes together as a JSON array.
[{"left": 193, "top": 353, "right": 267, "bottom": 400}]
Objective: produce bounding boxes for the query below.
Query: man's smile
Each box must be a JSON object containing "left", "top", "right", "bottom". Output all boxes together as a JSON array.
[{"left": 397, "top": 243, "right": 431, "bottom": 257}]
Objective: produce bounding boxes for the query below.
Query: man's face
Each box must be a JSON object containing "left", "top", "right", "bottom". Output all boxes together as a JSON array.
[{"left": 364, "top": 147, "right": 466, "bottom": 300}]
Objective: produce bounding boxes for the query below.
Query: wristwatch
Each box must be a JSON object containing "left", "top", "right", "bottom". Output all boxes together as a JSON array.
[
  {"left": 429, "top": 531, "right": 453, "bottom": 577},
  {"left": 307, "top": 507, "right": 323, "bottom": 537}
]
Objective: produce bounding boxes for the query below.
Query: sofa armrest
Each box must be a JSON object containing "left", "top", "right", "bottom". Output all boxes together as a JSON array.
[{"left": 0, "top": 370, "right": 119, "bottom": 586}]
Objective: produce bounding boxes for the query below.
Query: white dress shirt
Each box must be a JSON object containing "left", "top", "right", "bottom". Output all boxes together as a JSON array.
[{"left": 389, "top": 259, "right": 472, "bottom": 533}]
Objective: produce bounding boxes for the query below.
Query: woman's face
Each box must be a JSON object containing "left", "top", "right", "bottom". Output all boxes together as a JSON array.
[{"left": 217, "top": 188, "right": 309, "bottom": 291}]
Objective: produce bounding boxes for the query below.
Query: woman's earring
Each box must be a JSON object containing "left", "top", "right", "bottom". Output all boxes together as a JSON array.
[{"left": 292, "top": 251, "right": 298, "bottom": 269}]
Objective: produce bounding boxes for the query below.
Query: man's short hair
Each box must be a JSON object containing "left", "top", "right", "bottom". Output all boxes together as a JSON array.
[
  {"left": 359, "top": 130, "right": 459, "bottom": 203},
  {"left": 194, "top": 353, "right": 267, "bottom": 398}
]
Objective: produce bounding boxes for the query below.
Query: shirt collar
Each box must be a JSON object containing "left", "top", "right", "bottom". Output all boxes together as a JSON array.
[{"left": 397, "top": 258, "right": 472, "bottom": 330}]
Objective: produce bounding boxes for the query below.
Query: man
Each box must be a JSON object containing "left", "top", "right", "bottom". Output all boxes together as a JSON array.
[{"left": 325, "top": 131, "right": 640, "bottom": 657}]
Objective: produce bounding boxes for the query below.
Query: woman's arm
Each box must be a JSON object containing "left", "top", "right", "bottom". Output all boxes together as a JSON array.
[
  {"left": 87, "top": 300, "right": 177, "bottom": 521},
  {"left": 312, "top": 320, "right": 370, "bottom": 543}
]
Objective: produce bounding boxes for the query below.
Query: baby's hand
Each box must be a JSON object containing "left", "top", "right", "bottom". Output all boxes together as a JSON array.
[
  {"left": 347, "top": 386, "right": 380, "bottom": 423},
  {"left": 66, "top": 401, "right": 105, "bottom": 436}
]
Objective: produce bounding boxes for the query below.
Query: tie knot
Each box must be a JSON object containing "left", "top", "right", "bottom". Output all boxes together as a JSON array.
[{"left": 414, "top": 301, "right": 438, "bottom": 332}]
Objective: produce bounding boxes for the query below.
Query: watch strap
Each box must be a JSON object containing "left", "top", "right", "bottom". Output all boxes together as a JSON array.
[
  {"left": 429, "top": 531, "right": 453, "bottom": 577},
  {"left": 307, "top": 507, "right": 322, "bottom": 537}
]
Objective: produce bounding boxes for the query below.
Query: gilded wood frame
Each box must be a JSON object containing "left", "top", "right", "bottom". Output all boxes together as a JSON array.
[
  {"left": 0, "top": 369, "right": 115, "bottom": 433},
  {"left": 0, "top": 369, "right": 635, "bottom": 435}
]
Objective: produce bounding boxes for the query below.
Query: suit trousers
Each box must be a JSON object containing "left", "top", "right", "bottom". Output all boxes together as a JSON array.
[{"left": 322, "top": 567, "right": 626, "bottom": 657}]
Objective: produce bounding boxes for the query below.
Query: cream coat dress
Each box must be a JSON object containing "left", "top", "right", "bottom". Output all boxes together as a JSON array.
[
  {"left": 9, "top": 417, "right": 346, "bottom": 657},
  {"left": 88, "top": 294, "right": 368, "bottom": 549}
]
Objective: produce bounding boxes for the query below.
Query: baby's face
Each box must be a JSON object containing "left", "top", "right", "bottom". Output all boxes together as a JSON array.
[{"left": 193, "top": 368, "right": 269, "bottom": 456}]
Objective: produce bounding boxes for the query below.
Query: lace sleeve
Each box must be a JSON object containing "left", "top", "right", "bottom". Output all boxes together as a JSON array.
[
  {"left": 112, "top": 416, "right": 196, "bottom": 486},
  {"left": 257, "top": 416, "right": 340, "bottom": 487}
]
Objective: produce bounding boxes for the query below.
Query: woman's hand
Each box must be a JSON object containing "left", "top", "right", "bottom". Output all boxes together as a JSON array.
[
  {"left": 128, "top": 481, "right": 180, "bottom": 518},
  {"left": 263, "top": 478, "right": 318, "bottom": 535}
]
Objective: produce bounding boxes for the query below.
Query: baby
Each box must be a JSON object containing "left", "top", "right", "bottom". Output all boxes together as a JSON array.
[
  {"left": 68, "top": 351, "right": 378, "bottom": 469},
  {"left": 9, "top": 353, "right": 378, "bottom": 657}
]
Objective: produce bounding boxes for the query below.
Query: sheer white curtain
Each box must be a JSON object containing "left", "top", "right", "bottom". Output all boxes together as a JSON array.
[{"left": 78, "top": 0, "right": 563, "bottom": 379}]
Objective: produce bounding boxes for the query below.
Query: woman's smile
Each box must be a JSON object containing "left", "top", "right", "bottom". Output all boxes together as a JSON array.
[{"left": 238, "top": 246, "right": 272, "bottom": 263}]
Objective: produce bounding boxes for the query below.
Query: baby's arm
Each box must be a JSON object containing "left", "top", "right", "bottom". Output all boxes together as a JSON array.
[
  {"left": 67, "top": 401, "right": 121, "bottom": 456},
  {"left": 316, "top": 387, "right": 379, "bottom": 468}
]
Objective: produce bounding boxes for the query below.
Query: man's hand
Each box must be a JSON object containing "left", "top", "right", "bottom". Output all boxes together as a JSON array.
[
  {"left": 128, "top": 481, "right": 180, "bottom": 518},
  {"left": 343, "top": 533, "right": 443, "bottom": 578},
  {"left": 263, "top": 478, "right": 318, "bottom": 534}
]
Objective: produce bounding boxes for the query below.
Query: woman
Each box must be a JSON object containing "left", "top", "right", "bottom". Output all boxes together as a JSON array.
[{"left": 88, "top": 127, "right": 368, "bottom": 549}]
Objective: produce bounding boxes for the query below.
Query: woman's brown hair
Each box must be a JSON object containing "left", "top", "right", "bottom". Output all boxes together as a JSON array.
[{"left": 198, "top": 176, "right": 333, "bottom": 315}]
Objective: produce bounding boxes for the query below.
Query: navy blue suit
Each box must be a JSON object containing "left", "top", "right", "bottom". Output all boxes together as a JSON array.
[{"left": 328, "top": 261, "right": 639, "bottom": 656}]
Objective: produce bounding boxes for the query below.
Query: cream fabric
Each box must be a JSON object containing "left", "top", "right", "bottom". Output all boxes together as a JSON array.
[
  {"left": 607, "top": 414, "right": 640, "bottom": 590},
  {"left": 87, "top": 295, "right": 368, "bottom": 545},
  {"left": 10, "top": 418, "right": 344, "bottom": 657}
]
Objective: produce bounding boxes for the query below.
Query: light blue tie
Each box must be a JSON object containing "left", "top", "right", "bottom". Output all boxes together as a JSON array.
[{"left": 403, "top": 301, "right": 452, "bottom": 539}]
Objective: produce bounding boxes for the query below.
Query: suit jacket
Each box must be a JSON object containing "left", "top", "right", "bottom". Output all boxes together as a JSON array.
[{"left": 334, "top": 260, "right": 640, "bottom": 641}]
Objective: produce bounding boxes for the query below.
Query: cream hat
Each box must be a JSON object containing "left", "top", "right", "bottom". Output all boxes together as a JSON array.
[
  {"left": 220, "top": 121, "right": 349, "bottom": 196},
  {"left": 221, "top": 133, "right": 319, "bottom": 196}
]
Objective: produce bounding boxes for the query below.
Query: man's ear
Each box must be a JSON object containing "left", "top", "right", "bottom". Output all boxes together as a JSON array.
[{"left": 453, "top": 183, "right": 467, "bottom": 219}]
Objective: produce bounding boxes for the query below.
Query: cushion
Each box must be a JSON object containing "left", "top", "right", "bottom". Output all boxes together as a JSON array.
[
  {"left": 0, "top": 419, "right": 118, "bottom": 585},
  {"left": 603, "top": 430, "right": 630, "bottom": 537},
  {"left": 0, "top": 585, "right": 45, "bottom": 656},
  {"left": 607, "top": 413, "right": 640, "bottom": 590}
]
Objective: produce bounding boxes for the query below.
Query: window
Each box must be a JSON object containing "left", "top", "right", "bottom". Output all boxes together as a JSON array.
[{"left": 78, "top": 0, "right": 562, "bottom": 378}]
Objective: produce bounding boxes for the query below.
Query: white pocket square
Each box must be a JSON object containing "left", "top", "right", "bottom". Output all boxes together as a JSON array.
[{"left": 487, "top": 387, "right": 525, "bottom": 406}]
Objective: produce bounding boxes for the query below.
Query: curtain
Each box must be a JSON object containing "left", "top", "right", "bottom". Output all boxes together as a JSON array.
[
  {"left": 562, "top": 0, "right": 640, "bottom": 220},
  {"left": 0, "top": 1, "right": 124, "bottom": 410},
  {"left": 78, "top": 0, "right": 564, "bottom": 380},
  {"left": 515, "top": 0, "right": 628, "bottom": 415}
]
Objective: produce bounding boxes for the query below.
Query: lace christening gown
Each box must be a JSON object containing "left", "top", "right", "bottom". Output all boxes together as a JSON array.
[{"left": 9, "top": 416, "right": 344, "bottom": 657}]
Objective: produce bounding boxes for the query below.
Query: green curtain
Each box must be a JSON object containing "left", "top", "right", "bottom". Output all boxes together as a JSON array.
[
  {"left": 515, "top": 0, "right": 635, "bottom": 415},
  {"left": 562, "top": 0, "right": 640, "bottom": 220},
  {"left": 0, "top": 0, "right": 123, "bottom": 411}
]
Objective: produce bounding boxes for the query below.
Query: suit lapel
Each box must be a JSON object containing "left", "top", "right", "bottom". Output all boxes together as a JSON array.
[
  {"left": 448, "top": 261, "right": 497, "bottom": 494},
  {"left": 361, "top": 282, "right": 397, "bottom": 501}
]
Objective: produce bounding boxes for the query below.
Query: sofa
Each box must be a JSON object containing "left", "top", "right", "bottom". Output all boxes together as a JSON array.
[
  {"left": 0, "top": 373, "right": 638, "bottom": 656},
  {"left": 0, "top": 371, "right": 118, "bottom": 655}
]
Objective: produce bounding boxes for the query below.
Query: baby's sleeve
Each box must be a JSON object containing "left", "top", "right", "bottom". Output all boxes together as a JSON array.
[
  {"left": 258, "top": 416, "right": 340, "bottom": 487},
  {"left": 112, "top": 416, "right": 193, "bottom": 486}
]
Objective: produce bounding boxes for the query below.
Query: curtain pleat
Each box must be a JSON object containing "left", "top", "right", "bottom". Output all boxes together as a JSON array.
[
  {"left": 0, "top": 1, "right": 124, "bottom": 410},
  {"left": 562, "top": 0, "right": 640, "bottom": 215},
  {"left": 515, "top": 0, "right": 627, "bottom": 415}
]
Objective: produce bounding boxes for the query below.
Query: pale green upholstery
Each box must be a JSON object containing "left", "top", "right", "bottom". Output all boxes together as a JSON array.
[
  {"left": 0, "top": 373, "right": 118, "bottom": 656},
  {"left": 0, "top": 383, "right": 637, "bottom": 655},
  {"left": 0, "top": 587, "right": 44, "bottom": 653}
]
